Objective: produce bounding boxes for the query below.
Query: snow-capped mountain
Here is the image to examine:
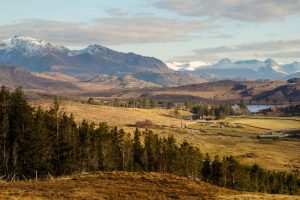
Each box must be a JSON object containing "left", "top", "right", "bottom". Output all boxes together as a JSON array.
[
  {"left": 0, "top": 36, "right": 69, "bottom": 57},
  {"left": 0, "top": 36, "right": 170, "bottom": 74},
  {"left": 282, "top": 61, "right": 300, "bottom": 74},
  {"left": 167, "top": 58, "right": 300, "bottom": 81},
  {"left": 0, "top": 36, "right": 203, "bottom": 86},
  {"left": 69, "top": 44, "right": 112, "bottom": 57},
  {"left": 166, "top": 61, "right": 210, "bottom": 71}
]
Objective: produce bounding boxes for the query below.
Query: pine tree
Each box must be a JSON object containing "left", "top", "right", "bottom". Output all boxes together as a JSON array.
[
  {"left": 31, "top": 107, "right": 53, "bottom": 177},
  {"left": 211, "top": 155, "right": 223, "bottom": 185},
  {"left": 201, "top": 153, "right": 211, "bottom": 182},
  {"left": 110, "top": 126, "right": 124, "bottom": 170},
  {"left": 78, "top": 119, "right": 92, "bottom": 172},
  {"left": 0, "top": 86, "right": 11, "bottom": 175},
  {"left": 226, "top": 156, "right": 239, "bottom": 189},
  {"left": 8, "top": 88, "right": 34, "bottom": 177},
  {"left": 132, "top": 128, "right": 144, "bottom": 171},
  {"left": 95, "top": 122, "right": 110, "bottom": 171}
]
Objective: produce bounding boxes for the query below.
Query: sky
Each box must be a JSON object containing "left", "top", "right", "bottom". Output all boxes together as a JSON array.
[{"left": 0, "top": 0, "right": 300, "bottom": 64}]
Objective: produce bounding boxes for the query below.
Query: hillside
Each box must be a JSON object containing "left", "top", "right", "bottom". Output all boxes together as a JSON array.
[
  {"left": 1, "top": 63, "right": 299, "bottom": 103},
  {"left": 0, "top": 172, "right": 298, "bottom": 200},
  {"left": 106, "top": 80, "right": 287, "bottom": 103},
  {"left": 253, "top": 83, "right": 300, "bottom": 102},
  {"left": 0, "top": 64, "right": 81, "bottom": 92}
]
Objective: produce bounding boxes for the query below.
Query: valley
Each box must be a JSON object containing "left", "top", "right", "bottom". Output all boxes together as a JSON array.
[
  {"left": 33, "top": 99, "right": 300, "bottom": 173},
  {"left": 1, "top": 0, "right": 300, "bottom": 198},
  {"left": 0, "top": 36, "right": 300, "bottom": 199}
]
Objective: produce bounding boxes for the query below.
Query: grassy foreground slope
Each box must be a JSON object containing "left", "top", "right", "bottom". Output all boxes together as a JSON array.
[{"left": 0, "top": 172, "right": 298, "bottom": 200}]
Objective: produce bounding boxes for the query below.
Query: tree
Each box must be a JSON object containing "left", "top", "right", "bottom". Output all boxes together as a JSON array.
[
  {"left": 132, "top": 128, "right": 144, "bottom": 170},
  {"left": 202, "top": 153, "right": 211, "bottom": 182},
  {"left": 211, "top": 155, "right": 223, "bottom": 185},
  {"left": 144, "top": 130, "right": 159, "bottom": 171},
  {"left": 176, "top": 141, "right": 202, "bottom": 178},
  {"left": 0, "top": 86, "right": 11, "bottom": 175},
  {"left": 95, "top": 122, "right": 110, "bottom": 171},
  {"left": 78, "top": 120, "right": 92, "bottom": 172},
  {"left": 31, "top": 107, "right": 53, "bottom": 177},
  {"left": 8, "top": 88, "right": 34, "bottom": 177},
  {"left": 226, "top": 156, "right": 239, "bottom": 189}
]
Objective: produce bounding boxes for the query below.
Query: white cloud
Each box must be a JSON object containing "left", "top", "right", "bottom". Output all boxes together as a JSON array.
[
  {"left": 0, "top": 17, "right": 210, "bottom": 46},
  {"left": 155, "top": 0, "right": 300, "bottom": 22},
  {"left": 193, "top": 40, "right": 300, "bottom": 54},
  {"left": 175, "top": 40, "right": 300, "bottom": 62}
]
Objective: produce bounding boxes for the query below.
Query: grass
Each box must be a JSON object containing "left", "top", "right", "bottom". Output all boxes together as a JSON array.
[
  {"left": 0, "top": 172, "right": 298, "bottom": 200},
  {"left": 33, "top": 100, "right": 300, "bottom": 173},
  {"left": 225, "top": 117, "right": 300, "bottom": 131},
  {"left": 33, "top": 100, "right": 192, "bottom": 131}
]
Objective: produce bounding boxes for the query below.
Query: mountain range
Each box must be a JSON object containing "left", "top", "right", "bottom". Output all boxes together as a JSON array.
[
  {"left": 167, "top": 58, "right": 300, "bottom": 81},
  {"left": 0, "top": 36, "right": 202, "bottom": 86},
  {"left": 0, "top": 35, "right": 299, "bottom": 102}
]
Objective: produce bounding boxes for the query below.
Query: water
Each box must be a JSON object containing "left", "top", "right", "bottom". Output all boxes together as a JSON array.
[{"left": 247, "top": 105, "right": 273, "bottom": 113}]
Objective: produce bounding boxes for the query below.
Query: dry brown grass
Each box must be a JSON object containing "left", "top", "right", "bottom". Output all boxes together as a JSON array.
[
  {"left": 0, "top": 172, "right": 298, "bottom": 200},
  {"left": 33, "top": 100, "right": 193, "bottom": 130}
]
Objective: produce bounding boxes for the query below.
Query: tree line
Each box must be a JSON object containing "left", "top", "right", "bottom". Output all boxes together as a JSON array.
[
  {"left": 87, "top": 97, "right": 157, "bottom": 109},
  {"left": 191, "top": 104, "right": 248, "bottom": 119},
  {"left": 0, "top": 86, "right": 298, "bottom": 195}
]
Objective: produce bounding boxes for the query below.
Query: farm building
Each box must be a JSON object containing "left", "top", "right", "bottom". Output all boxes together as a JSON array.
[{"left": 257, "top": 135, "right": 280, "bottom": 140}]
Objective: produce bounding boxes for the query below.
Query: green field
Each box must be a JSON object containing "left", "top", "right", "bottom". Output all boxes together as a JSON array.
[{"left": 225, "top": 117, "right": 300, "bottom": 131}]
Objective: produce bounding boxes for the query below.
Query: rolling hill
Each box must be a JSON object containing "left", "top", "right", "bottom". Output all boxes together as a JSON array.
[{"left": 0, "top": 64, "right": 81, "bottom": 92}]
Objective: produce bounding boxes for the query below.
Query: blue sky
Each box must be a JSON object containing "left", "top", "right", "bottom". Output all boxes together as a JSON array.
[{"left": 0, "top": 0, "right": 300, "bottom": 63}]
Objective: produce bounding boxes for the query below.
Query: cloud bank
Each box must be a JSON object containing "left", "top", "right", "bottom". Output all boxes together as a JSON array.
[
  {"left": 0, "top": 17, "right": 209, "bottom": 46},
  {"left": 155, "top": 0, "right": 300, "bottom": 22},
  {"left": 176, "top": 40, "right": 300, "bottom": 62}
]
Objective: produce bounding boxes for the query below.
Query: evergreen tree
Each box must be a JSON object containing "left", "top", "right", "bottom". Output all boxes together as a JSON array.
[
  {"left": 211, "top": 155, "right": 223, "bottom": 185},
  {"left": 132, "top": 128, "right": 144, "bottom": 170},
  {"left": 144, "top": 130, "right": 159, "bottom": 171},
  {"left": 31, "top": 107, "right": 53, "bottom": 177},
  {"left": 202, "top": 153, "right": 211, "bottom": 182},
  {"left": 0, "top": 86, "right": 11, "bottom": 175},
  {"left": 8, "top": 88, "right": 34, "bottom": 177}
]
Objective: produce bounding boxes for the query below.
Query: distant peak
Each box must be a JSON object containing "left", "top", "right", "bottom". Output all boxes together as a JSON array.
[
  {"left": 264, "top": 58, "right": 277, "bottom": 63},
  {"left": 264, "top": 58, "right": 281, "bottom": 68},
  {"left": 72, "top": 44, "right": 110, "bottom": 56},
  {"left": 217, "top": 58, "right": 232, "bottom": 64},
  {"left": 87, "top": 44, "right": 104, "bottom": 49}
]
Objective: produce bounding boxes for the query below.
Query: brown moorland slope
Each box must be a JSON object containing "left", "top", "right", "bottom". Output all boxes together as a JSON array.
[
  {"left": 0, "top": 172, "right": 298, "bottom": 200},
  {"left": 79, "top": 79, "right": 292, "bottom": 103}
]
